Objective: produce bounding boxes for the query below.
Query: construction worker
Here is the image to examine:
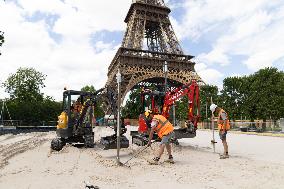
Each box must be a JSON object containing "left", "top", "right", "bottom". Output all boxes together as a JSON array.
[
  {"left": 146, "top": 110, "right": 175, "bottom": 165},
  {"left": 210, "top": 104, "right": 230, "bottom": 159}
]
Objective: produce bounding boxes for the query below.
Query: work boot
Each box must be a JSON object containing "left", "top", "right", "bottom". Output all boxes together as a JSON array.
[
  {"left": 220, "top": 154, "right": 229, "bottom": 159},
  {"left": 164, "top": 158, "right": 174, "bottom": 164},
  {"left": 164, "top": 155, "right": 174, "bottom": 164},
  {"left": 148, "top": 157, "right": 159, "bottom": 165}
]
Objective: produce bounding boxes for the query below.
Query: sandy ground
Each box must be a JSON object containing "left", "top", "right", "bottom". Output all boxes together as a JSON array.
[{"left": 0, "top": 127, "right": 284, "bottom": 189}]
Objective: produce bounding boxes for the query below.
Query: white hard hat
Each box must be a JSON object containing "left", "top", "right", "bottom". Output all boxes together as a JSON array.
[{"left": 210, "top": 104, "right": 217, "bottom": 112}]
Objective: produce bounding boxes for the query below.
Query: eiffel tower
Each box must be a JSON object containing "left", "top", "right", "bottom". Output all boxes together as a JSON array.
[{"left": 105, "top": 0, "right": 203, "bottom": 102}]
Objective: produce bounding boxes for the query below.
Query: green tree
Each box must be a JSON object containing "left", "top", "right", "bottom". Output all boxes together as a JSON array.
[
  {"left": 81, "top": 85, "right": 96, "bottom": 93},
  {"left": 122, "top": 89, "right": 143, "bottom": 119},
  {"left": 221, "top": 77, "right": 245, "bottom": 120},
  {"left": 248, "top": 67, "right": 284, "bottom": 121},
  {"left": 238, "top": 75, "right": 256, "bottom": 121},
  {"left": 0, "top": 31, "right": 4, "bottom": 45},
  {"left": 220, "top": 67, "right": 284, "bottom": 124},
  {"left": 2, "top": 68, "right": 61, "bottom": 125},
  {"left": 199, "top": 84, "right": 219, "bottom": 121},
  {"left": 3, "top": 67, "right": 46, "bottom": 102},
  {"left": 175, "top": 96, "right": 189, "bottom": 120},
  {"left": 0, "top": 31, "right": 4, "bottom": 55},
  {"left": 4, "top": 95, "right": 61, "bottom": 126},
  {"left": 38, "top": 96, "right": 62, "bottom": 123}
]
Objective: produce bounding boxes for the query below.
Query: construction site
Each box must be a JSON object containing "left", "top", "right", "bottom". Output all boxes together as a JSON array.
[{"left": 0, "top": 0, "right": 284, "bottom": 189}]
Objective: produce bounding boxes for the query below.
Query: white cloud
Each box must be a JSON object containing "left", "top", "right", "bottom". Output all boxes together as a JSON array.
[
  {"left": 194, "top": 62, "right": 207, "bottom": 72},
  {"left": 196, "top": 49, "right": 230, "bottom": 66},
  {"left": 177, "top": 0, "right": 284, "bottom": 72},
  {"left": 94, "top": 41, "right": 114, "bottom": 52},
  {"left": 198, "top": 68, "right": 224, "bottom": 87},
  {"left": 193, "top": 59, "right": 223, "bottom": 88},
  {"left": 0, "top": 0, "right": 130, "bottom": 100},
  {"left": 1, "top": 0, "right": 283, "bottom": 101}
]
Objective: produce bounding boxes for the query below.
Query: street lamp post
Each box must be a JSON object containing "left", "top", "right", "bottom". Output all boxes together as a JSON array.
[
  {"left": 205, "top": 99, "right": 208, "bottom": 129},
  {"left": 173, "top": 102, "right": 176, "bottom": 126},
  {"left": 0, "top": 100, "right": 4, "bottom": 126},
  {"left": 116, "top": 70, "right": 122, "bottom": 165},
  {"left": 164, "top": 61, "right": 168, "bottom": 94},
  {"left": 210, "top": 97, "right": 216, "bottom": 153},
  {"left": 164, "top": 61, "right": 174, "bottom": 125}
]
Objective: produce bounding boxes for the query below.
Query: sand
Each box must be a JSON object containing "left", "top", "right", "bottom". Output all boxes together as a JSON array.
[{"left": 0, "top": 127, "right": 284, "bottom": 189}]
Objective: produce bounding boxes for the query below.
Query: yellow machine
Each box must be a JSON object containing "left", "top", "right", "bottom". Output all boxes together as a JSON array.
[
  {"left": 51, "top": 90, "right": 100, "bottom": 151},
  {"left": 51, "top": 88, "right": 129, "bottom": 151}
]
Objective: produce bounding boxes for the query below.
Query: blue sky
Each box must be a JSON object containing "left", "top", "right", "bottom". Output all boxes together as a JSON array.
[{"left": 0, "top": 0, "right": 283, "bottom": 100}]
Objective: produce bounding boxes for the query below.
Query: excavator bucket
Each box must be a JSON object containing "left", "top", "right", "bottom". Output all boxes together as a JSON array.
[{"left": 99, "top": 135, "right": 129, "bottom": 150}]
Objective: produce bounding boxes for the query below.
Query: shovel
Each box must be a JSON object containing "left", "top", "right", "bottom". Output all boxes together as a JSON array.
[
  {"left": 123, "top": 145, "right": 150, "bottom": 166},
  {"left": 210, "top": 97, "right": 217, "bottom": 153}
]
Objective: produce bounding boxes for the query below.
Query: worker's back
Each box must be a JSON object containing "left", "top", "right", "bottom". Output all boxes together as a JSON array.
[{"left": 153, "top": 114, "right": 174, "bottom": 138}]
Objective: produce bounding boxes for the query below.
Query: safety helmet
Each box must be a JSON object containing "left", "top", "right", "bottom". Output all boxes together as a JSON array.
[
  {"left": 210, "top": 104, "right": 218, "bottom": 113},
  {"left": 144, "top": 110, "right": 153, "bottom": 118}
]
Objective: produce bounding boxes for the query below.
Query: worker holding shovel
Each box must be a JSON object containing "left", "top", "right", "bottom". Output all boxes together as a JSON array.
[
  {"left": 210, "top": 104, "right": 230, "bottom": 159},
  {"left": 146, "top": 110, "right": 175, "bottom": 165}
]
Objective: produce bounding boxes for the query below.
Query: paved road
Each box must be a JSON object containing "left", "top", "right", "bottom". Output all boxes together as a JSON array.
[{"left": 179, "top": 130, "right": 284, "bottom": 164}]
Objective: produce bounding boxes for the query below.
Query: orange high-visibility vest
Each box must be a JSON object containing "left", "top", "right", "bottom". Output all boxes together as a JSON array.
[
  {"left": 218, "top": 109, "right": 230, "bottom": 131},
  {"left": 152, "top": 115, "right": 174, "bottom": 138}
]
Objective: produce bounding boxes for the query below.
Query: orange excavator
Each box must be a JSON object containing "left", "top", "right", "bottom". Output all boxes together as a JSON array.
[{"left": 131, "top": 81, "right": 200, "bottom": 146}]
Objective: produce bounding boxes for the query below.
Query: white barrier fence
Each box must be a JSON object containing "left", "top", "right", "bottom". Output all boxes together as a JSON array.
[{"left": 198, "top": 120, "right": 283, "bottom": 132}]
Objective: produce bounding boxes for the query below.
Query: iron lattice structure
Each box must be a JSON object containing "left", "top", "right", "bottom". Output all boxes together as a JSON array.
[{"left": 105, "top": 0, "right": 203, "bottom": 101}]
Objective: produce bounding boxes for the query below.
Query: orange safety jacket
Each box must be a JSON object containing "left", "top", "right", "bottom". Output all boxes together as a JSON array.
[
  {"left": 152, "top": 115, "right": 174, "bottom": 138},
  {"left": 217, "top": 109, "right": 230, "bottom": 131}
]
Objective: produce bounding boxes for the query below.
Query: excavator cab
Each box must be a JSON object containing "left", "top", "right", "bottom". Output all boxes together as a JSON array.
[{"left": 51, "top": 90, "right": 99, "bottom": 151}]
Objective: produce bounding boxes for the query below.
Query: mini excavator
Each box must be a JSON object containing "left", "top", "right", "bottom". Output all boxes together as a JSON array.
[
  {"left": 51, "top": 81, "right": 199, "bottom": 150},
  {"left": 131, "top": 81, "right": 200, "bottom": 146},
  {"left": 51, "top": 88, "right": 129, "bottom": 151}
]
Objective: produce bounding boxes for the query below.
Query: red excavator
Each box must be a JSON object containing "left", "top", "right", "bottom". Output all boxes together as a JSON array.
[{"left": 131, "top": 81, "right": 200, "bottom": 146}]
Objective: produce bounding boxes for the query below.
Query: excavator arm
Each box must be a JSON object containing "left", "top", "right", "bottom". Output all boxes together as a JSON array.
[
  {"left": 132, "top": 81, "right": 200, "bottom": 146},
  {"left": 162, "top": 80, "right": 200, "bottom": 128}
]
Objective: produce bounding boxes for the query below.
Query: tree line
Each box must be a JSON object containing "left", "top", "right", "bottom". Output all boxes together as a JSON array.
[
  {"left": 0, "top": 67, "right": 283, "bottom": 126},
  {"left": 0, "top": 68, "right": 104, "bottom": 126},
  {"left": 217, "top": 67, "right": 283, "bottom": 122},
  {"left": 0, "top": 31, "right": 4, "bottom": 55},
  {"left": 123, "top": 67, "right": 284, "bottom": 123},
  {"left": 1, "top": 68, "right": 61, "bottom": 126}
]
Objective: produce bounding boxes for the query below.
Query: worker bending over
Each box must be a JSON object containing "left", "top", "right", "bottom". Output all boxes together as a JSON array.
[
  {"left": 147, "top": 110, "right": 175, "bottom": 165},
  {"left": 210, "top": 104, "right": 230, "bottom": 159}
]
